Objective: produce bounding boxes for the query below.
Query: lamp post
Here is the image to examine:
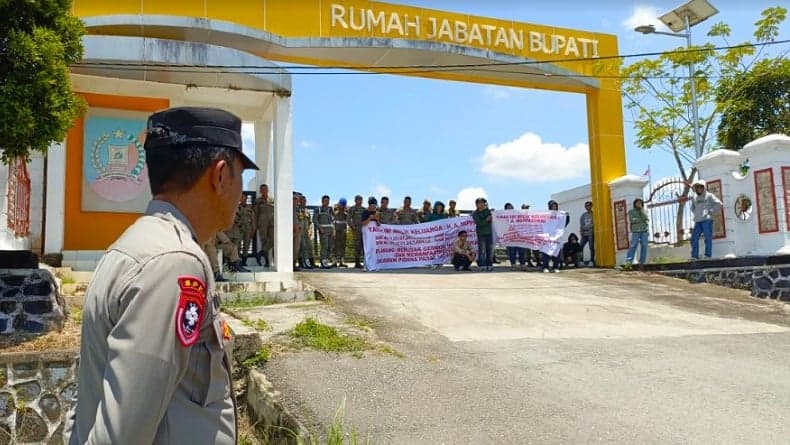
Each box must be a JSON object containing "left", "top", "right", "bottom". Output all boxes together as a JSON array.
[{"left": 635, "top": 0, "right": 718, "bottom": 159}]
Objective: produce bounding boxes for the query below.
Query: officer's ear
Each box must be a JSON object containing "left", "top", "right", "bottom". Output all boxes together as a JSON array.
[{"left": 209, "top": 158, "right": 232, "bottom": 195}]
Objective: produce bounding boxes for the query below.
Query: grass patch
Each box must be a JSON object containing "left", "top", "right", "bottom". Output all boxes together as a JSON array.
[
  {"left": 242, "top": 346, "right": 271, "bottom": 368},
  {"left": 291, "top": 317, "right": 370, "bottom": 353},
  {"left": 344, "top": 315, "right": 380, "bottom": 331},
  {"left": 60, "top": 275, "right": 76, "bottom": 285},
  {"left": 376, "top": 344, "right": 404, "bottom": 358},
  {"left": 222, "top": 294, "right": 280, "bottom": 309},
  {"left": 649, "top": 256, "right": 685, "bottom": 264},
  {"left": 242, "top": 318, "right": 270, "bottom": 331},
  {"left": 70, "top": 307, "right": 83, "bottom": 324}
]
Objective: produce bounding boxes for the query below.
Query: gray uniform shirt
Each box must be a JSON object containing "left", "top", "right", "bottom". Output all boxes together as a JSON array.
[
  {"left": 691, "top": 191, "right": 723, "bottom": 222},
  {"left": 64, "top": 200, "right": 236, "bottom": 445}
]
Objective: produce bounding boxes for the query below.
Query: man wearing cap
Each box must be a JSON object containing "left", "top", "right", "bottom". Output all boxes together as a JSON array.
[
  {"left": 396, "top": 196, "right": 419, "bottom": 224},
  {"left": 347, "top": 195, "right": 366, "bottom": 268},
  {"left": 64, "top": 107, "right": 258, "bottom": 444},
  {"left": 253, "top": 184, "right": 274, "bottom": 267},
  {"left": 417, "top": 199, "right": 432, "bottom": 223},
  {"left": 230, "top": 193, "right": 254, "bottom": 270},
  {"left": 313, "top": 195, "right": 335, "bottom": 269},
  {"left": 298, "top": 193, "right": 314, "bottom": 269},
  {"left": 333, "top": 198, "right": 349, "bottom": 267}
]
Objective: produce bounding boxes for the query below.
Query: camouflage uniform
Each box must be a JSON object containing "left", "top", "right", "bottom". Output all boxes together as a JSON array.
[
  {"left": 396, "top": 207, "right": 419, "bottom": 225},
  {"left": 313, "top": 205, "right": 334, "bottom": 267},
  {"left": 378, "top": 207, "right": 396, "bottom": 224},
  {"left": 236, "top": 202, "right": 255, "bottom": 263},
  {"left": 347, "top": 204, "right": 366, "bottom": 267},
  {"left": 298, "top": 204, "right": 312, "bottom": 266},
  {"left": 333, "top": 205, "right": 349, "bottom": 267},
  {"left": 254, "top": 196, "right": 274, "bottom": 266}
]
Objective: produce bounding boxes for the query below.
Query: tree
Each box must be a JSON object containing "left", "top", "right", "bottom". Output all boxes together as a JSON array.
[
  {"left": 618, "top": 6, "right": 786, "bottom": 242},
  {"left": 716, "top": 57, "right": 790, "bottom": 149},
  {"left": 0, "top": 0, "right": 86, "bottom": 164}
]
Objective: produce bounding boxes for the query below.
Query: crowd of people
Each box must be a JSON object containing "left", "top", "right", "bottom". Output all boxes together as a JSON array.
[{"left": 200, "top": 178, "right": 724, "bottom": 279}]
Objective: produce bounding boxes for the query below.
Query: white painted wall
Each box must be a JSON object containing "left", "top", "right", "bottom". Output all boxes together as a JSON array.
[
  {"left": 552, "top": 134, "right": 790, "bottom": 263},
  {"left": 550, "top": 184, "right": 593, "bottom": 262}
]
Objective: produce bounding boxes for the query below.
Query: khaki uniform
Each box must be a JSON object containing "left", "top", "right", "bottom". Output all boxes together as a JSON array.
[
  {"left": 216, "top": 231, "right": 240, "bottom": 264},
  {"left": 293, "top": 206, "right": 302, "bottom": 264},
  {"left": 235, "top": 203, "right": 254, "bottom": 258},
  {"left": 64, "top": 200, "right": 235, "bottom": 444},
  {"left": 254, "top": 197, "right": 274, "bottom": 252},
  {"left": 202, "top": 234, "right": 220, "bottom": 274},
  {"left": 347, "top": 205, "right": 366, "bottom": 262},
  {"left": 417, "top": 208, "right": 431, "bottom": 223},
  {"left": 378, "top": 208, "right": 396, "bottom": 224},
  {"left": 333, "top": 206, "right": 349, "bottom": 265},
  {"left": 313, "top": 206, "right": 334, "bottom": 263},
  {"left": 448, "top": 208, "right": 460, "bottom": 218},
  {"left": 298, "top": 206, "right": 312, "bottom": 261},
  {"left": 396, "top": 207, "right": 419, "bottom": 225}
]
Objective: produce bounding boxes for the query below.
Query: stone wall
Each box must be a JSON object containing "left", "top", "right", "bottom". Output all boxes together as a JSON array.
[
  {"left": 0, "top": 351, "right": 78, "bottom": 445},
  {"left": 657, "top": 265, "right": 790, "bottom": 302},
  {"left": 0, "top": 270, "right": 65, "bottom": 335}
]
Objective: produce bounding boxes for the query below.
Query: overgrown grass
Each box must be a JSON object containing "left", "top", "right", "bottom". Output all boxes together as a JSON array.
[
  {"left": 222, "top": 294, "right": 280, "bottom": 309},
  {"left": 649, "top": 256, "right": 685, "bottom": 264},
  {"left": 60, "top": 275, "right": 76, "bottom": 285},
  {"left": 242, "top": 318, "right": 270, "bottom": 331},
  {"left": 291, "top": 317, "right": 370, "bottom": 353},
  {"left": 242, "top": 346, "right": 271, "bottom": 368},
  {"left": 344, "top": 315, "right": 380, "bottom": 331}
]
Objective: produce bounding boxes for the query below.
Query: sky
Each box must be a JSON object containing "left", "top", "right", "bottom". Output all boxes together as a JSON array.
[{"left": 241, "top": 0, "right": 788, "bottom": 210}]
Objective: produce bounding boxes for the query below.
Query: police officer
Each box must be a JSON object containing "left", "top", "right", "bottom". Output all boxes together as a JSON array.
[
  {"left": 333, "top": 198, "right": 349, "bottom": 268},
  {"left": 236, "top": 194, "right": 255, "bottom": 267},
  {"left": 396, "top": 196, "right": 419, "bottom": 224},
  {"left": 347, "top": 195, "right": 366, "bottom": 268},
  {"left": 292, "top": 192, "right": 303, "bottom": 271},
  {"left": 253, "top": 184, "right": 274, "bottom": 267},
  {"left": 378, "top": 196, "right": 396, "bottom": 224},
  {"left": 313, "top": 195, "right": 335, "bottom": 269},
  {"left": 447, "top": 199, "right": 459, "bottom": 217},
  {"left": 223, "top": 196, "right": 250, "bottom": 272},
  {"left": 417, "top": 199, "right": 432, "bottom": 223},
  {"left": 298, "top": 194, "right": 314, "bottom": 269},
  {"left": 202, "top": 233, "right": 227, "bottom": 282},
  {"left": 64, "top": 107, "right": 258, "bottom": 444}
]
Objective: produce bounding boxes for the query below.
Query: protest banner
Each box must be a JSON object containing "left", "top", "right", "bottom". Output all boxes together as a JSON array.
[
  {"left": 491, "top": 210, "right": 568, "bottom": 257},
  {"left": 362, "top": 216, "right": 478, "bottom": 271}
]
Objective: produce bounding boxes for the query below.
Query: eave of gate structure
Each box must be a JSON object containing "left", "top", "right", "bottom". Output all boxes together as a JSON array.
[{"left": 81, "top": 15, "right": 600, "bottom": 94}]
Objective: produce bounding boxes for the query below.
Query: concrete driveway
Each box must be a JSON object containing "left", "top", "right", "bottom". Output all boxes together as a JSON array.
[{"left": 263, "top": 268, "right": 790, "bottom": 444}]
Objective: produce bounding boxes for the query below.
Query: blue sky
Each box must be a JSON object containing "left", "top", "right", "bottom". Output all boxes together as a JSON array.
[{"left": 242, "top": 0, "right": 788, "bottom": 210}]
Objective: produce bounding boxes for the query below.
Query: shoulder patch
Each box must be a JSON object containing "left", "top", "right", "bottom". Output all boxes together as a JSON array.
[{"left": 175, "top": 276, "right": 207, "bottom": 347}]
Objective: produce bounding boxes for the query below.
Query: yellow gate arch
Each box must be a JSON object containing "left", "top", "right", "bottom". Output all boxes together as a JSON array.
[{"left": 72, "top": 0, "right": 626, "bottom": 266}]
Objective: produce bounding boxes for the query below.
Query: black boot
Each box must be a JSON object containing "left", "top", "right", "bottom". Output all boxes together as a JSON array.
[
  {"left": 242, "top": 256, "right": 250, "bottom": 267},
  {"left": 255, "top": 251, "right": 262, "bottom": 266},
  {"left": 354, "top": 257, "right": 363, "bottom": 269},
  {"left": 214, "top": 272, "right": 228, "bottom": 282},
  {"left": 234, "top": 262, "right": 250, "bottom": 273},
  {"left": 303, "top": 259, "right": 314, "bottom": 269},
  {"left": 262, "top": 251, "right": 270, "bottom": 268},
  {"left": 309, "top": 257, "right": 318, "bottom": 268}
]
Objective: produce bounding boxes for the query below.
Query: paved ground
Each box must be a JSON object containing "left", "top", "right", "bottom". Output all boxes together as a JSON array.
[{"left": 259, "top": 267, "right": 790, "bottom": 444}]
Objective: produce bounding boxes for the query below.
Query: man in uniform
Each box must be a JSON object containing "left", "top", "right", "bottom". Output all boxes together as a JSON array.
[
  {"left": 313, "top": 194, "right": 335, "bottom": 269},
  {"left": 222, "top": 197, "right": 250, "bottom": 272},
  {"left": 378, "top": 196, "right": 396, "bottom": 224},
  {"left": 236, "top": 194, "right": 255, "bottom": 267},
  {"left": 64, "top": 107, "right": 258, "bottom": 444},
  {"left": 447, "top": 199, "right": 459, "bottom": 217},
  {"left": 333, "top": 198, "right": 349, "bottom": 268},
  {"left": 202, "top": 233, "right": 227, "bottom": 282},
  {"left": 253, "top": 184, "right": 274, "bottom": 267},
  {"left": 298, "top": 194, "right": 314, "bottom": 269},
  {"left": 417, "top": 199, "right": 432, "bottom": 223},
  {"left": 396, "top": 196, "right": 419, "bottom": 224},
  {"left": 293, "top": 192, "right": 303, "bottom": 271},
  {"left": 347, "top": 195, "right": 366, "bottom": 268}
]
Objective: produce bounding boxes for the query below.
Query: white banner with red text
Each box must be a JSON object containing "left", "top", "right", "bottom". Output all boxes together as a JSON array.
[
  {"left": 362, "top": 217, "right": 478, "bottom": 271},
  {"left": 491, "top": 210, "right": 567, "bottom": 257}
]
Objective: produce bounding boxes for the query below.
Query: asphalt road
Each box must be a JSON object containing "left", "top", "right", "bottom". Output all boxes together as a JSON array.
[{"left": 263, "top": 268, "right": 790, "bottom": 444}]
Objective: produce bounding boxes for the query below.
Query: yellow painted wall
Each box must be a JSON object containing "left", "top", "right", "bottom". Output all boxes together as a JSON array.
[{"left": 71, "top": 0, "right": 627, "bottom": 265}]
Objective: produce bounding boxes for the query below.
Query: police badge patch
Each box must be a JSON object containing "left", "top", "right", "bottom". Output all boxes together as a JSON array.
[{"left": 175, "top": 276, "right": 207, "bottom": 347}]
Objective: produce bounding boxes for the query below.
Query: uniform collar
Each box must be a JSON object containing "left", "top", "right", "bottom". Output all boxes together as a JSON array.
[{"left": 145, "top": 200, "right": 198, "bottom": 240}]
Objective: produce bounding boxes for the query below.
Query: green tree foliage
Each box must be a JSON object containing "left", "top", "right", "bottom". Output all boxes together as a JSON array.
[
  {"left": 0, "top": 0, "right": 86, "bottom": 163},
  {"left": 619, "top": 6, "right": 786, "bottom": 241},
  {"left": 716, "top": 57, "right": 790, "bottom": 149}
]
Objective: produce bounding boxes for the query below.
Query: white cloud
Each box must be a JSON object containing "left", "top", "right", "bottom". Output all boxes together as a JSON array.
[
  {"left": 300, "top": 140, "right": 315, "bottom": 149},
  {"left": 479, "top": 132, "right": 589, "bottom": 182},
  {"left": 622, "top": 5, "right": 669, "bottom": 32},
  {"left": 455, "top": 187, "right": 488, "bottom": 211},
  {"left": 373, "top": 184, "right": 392, "bottom": 197}
]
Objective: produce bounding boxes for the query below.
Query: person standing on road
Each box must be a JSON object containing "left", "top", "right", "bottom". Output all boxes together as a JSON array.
[
  {"left": 313, "top": 194, "right": 335, "bottom": 269},
  {"left": 396, "top": 196, "right": 419, "bottom": 224},
  {"left": 348, "top": 195, "right": 366, "bottom": 268},
  {"left": 360, "top": 197, "right": 380, "bottom": 271},
  {"left": 626, "top": 198, "right": 650, "bottom": 265},
  {"left": 579, "top": 201, "right": 595, "bottom": 266},
  {"left": 64, "top": 107, "right": 258, "bottom": 444},
  {"left": 333, "top": 198, "right": 349, "bottom": 268},
  {"left": 473, "top": 197, "right": 494, "bottom": 271},
  {"left": 378, "top": 196, "right": 397, "bottom": 224},
  {"left": 253, "top": 183, "right": 274, "bottom": 267},
  {"left": 687, "top": 179, "right": 723, "bottom": 260}
]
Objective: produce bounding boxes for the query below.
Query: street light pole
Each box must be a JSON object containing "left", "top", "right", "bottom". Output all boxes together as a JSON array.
[{"left": 685, "top": 15, "right": 703, "bottom": 159}]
